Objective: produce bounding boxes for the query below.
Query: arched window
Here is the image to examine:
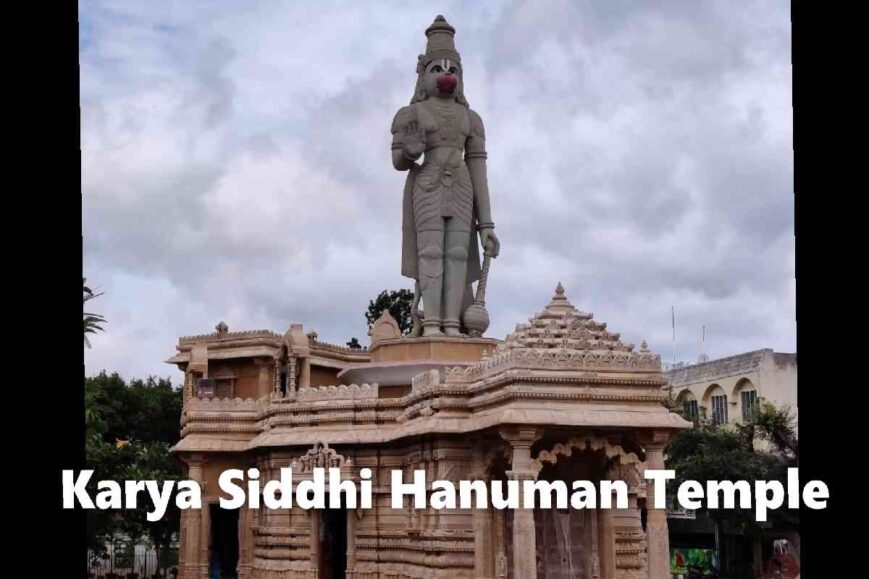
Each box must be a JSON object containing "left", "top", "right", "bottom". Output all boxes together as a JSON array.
[
  {"left": 704, "top": 384, "right": 728, "bottom": 425},
  {"left": 734, "top": 378, "right": 758, "bottom": 422},
  {"left": 676, "top": 390, "right": 699, "bottom": 420}
]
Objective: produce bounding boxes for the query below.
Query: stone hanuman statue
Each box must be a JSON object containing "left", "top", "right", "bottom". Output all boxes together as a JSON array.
[{"left": 392, "top": 15, "right": 500, "bottom": 337}]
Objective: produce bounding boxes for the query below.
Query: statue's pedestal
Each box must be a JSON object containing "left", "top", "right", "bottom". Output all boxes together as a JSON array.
[
  {"left": 370, "top": 336, "right": 499, "bottom": 363},
  {"left": 337, "top": 336, "right": 499, "bottom": 387}
]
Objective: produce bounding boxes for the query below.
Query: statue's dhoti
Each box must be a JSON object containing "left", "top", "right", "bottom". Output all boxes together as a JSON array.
[
  {"left": 413, "top": 160, "right": 474, "bottom": 231},
  {"left": 413, "top": 159, "right": 474, "bottom": 335}
]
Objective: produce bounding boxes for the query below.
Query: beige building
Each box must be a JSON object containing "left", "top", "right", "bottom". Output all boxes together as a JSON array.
[
  {"left": 665, "top": 349, "right": 797, "bottom": 427},
  {"left": 664, "top": 350, "right": 798, "bottom": 577},
  {"left": 168, "top": 285, "right": 691, "bottom": 579}
]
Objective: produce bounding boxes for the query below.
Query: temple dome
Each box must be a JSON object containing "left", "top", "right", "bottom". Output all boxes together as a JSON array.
[
  {"left": 496, "top": 282, "right": 636, "bottom": 354},
  {"left": 436, "top": 283, "right": 664, "bottom": 381}
]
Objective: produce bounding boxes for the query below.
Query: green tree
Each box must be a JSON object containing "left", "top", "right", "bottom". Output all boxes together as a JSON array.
[
  {"left": 745, "top": 402, "right": 798, "bottom": 461},
  {"left": 85, "top": 371, "right": 183, "bottom": 577},
  {"left": 365, "top": 289, "right": 414, "bottom": 335},
  {"left": 119, "top": 440, "right": 182, "bottom": 578},
  {"left": 83, "top": 277, "right": 107, "bottom": 348},
  {"left": 346, "top": 337, "right": 363, "bottom": 349},
  {"left": 665, "top": 405, "right": 799, "bottom": 574},
  {"left": 86, "top": 372, "right": 181, "bottom": 444}
]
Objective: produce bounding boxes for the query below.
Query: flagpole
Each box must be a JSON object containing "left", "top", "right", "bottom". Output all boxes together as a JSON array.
[
  {"left": 671, "top": 305, "right": 676, "bottom": 365},
  {"left": 668, "top": 305, "right": 675, "bottom": 408}
]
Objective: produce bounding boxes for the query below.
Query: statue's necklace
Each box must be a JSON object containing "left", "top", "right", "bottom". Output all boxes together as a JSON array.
[{"left": 426, "top": 99, "right": 459, "bottom": 142}]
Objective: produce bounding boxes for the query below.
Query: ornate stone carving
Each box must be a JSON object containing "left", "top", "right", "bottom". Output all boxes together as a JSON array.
[
  {"left": 296, "top": 383, "right": 378, "bottom": 402},
  {"left": 179, "top": 328, "right": 280, "bottom": 343},
  {"left": 492, "top": 284, "right": 656, "bottom": 363},
  {"left": 294, "top": 442, "right": 346, "bottom": 472},
  {"left": 532, "top": 436, "right": 644, "bottom": 475},
  {"left": 614, "top": 529, "right": 648, "bottom": 573},
  {"left": 411, "top": 369, "right": 441, "bottom": 392}
]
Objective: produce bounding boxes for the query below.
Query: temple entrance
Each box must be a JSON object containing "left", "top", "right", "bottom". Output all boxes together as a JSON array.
[
  {"left": 533, "top": 446, "right": 608, "bottom": 579},
  {"left": 535, "top": 508, "right": 595, "bottom": 578},
  {"left": 318, "top": 497, "right": 347, "bottom": 579},
  {"left": 209, "top": 504, "right": 239, "bottom": 579}
]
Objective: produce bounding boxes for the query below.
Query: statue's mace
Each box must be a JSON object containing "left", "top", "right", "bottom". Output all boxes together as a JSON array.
[{"left": 462, "top": 254, "right": 492, "bottom": 337}]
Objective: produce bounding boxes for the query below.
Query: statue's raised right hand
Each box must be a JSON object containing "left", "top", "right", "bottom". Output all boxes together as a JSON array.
[{"left": 403, "top": 120, "right": 426, "bottom": 160}]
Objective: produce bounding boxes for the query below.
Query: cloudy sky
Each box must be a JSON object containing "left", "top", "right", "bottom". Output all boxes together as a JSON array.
[{"left": 81, "top": 0, "right": 794, "bottom": 382}]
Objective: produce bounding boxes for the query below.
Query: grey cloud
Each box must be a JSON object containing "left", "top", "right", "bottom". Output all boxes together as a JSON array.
[{"left": 81, "top": 0, "right": 794, "bottom": 379}]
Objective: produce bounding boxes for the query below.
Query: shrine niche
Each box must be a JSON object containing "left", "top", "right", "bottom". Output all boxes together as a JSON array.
[
  {"left": 533, "top": 446, "right": 606, "bottom": 579},
  {"left": 535, "top": 508, "right": 596, "bottom": 579}
]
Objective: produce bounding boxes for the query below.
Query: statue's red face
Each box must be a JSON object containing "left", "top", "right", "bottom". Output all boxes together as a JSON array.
[
  {"left": 423, "top": 59, "right": 460, "bottom": 98},
  {"left": 436, "top": 74, "right": 457, "bottom": 94}
]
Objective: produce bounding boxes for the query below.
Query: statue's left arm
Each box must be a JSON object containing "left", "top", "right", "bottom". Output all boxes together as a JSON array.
[{"left": 466, "top": 109, "right": 500, "bottom": 258}]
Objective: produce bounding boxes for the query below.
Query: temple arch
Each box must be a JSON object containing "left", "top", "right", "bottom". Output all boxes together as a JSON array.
[
  {"left": 533, "top": 436, "right": 644, "bottom": 477},
  {"left": 525, "top": 436, "right": 649, "bottom": 578}
]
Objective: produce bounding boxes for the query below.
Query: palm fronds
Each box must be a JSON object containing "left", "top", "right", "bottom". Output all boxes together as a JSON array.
[{"left": 84, "top": 277, "right": 107, "bottom": 347}]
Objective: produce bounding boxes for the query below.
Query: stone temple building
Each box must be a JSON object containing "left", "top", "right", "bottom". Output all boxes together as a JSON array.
[
  {"left": 168, "top": 14, "right": 692, "bottom": 579},
  {"left": 169, "top": 285, "right": 691, "bottom": 579}
]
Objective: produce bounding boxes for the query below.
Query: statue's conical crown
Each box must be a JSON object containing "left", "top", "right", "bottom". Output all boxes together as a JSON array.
[{"left": 423, "top": 15, "right": 461, "bottom": 65}]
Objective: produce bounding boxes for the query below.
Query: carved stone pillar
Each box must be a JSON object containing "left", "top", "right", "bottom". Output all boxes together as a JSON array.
[
  {"left": 184, "top": 369, "right": 194, "bottom": 402},
  {"left": 346, "top": 509, "right": 359, "bottom": 578},
  {"left": 598, "top": 505, "right": 615, "bottom": 578},
  {"left": 590, "top": 508, "right": 601, "bottom": 579},
  {"left": 273, "top": 356, "right": 283, "bottom": 396},
  {"left": 178, "top": 504, "right": 195, "bottom": 579},
  {"left": 500, "top": 427, "right": 543, "bottom": 579},
  {"left": 473, "top": 507, "right": 495, "bottom": 578},
  {"left": 471, "top": 443, "right": 495, "bottom": 578},
  {"left": 510, "top": 473, "right": 537, "bottom": 579},
  {"left": 300, "top": 356, "right": 311, "bottom": 389},
  {"left": 237, "top": 505, "right": 252, "bottom": 579},
  {"left": 642, "top": 431, "right": 671, "bottom": 579},
  {"left": 288, "top": 356, "right": 297, "bottom": 387},
  {"left": 180, "top": 511, "right": 200, "bottom": 579},
  {"left": 309, "top": 508, "right": 320, "bottom": 577},
  {"left": 180, "top": 456, "right": 207, "bottom": 579},
  {"left": 494, "top": 508, "right": 508, "bottom": 578},
  {"left": 601, "top": 459, "right": 648, "bottom": 578},
  {"left": 200, "top": 499, "right": 211, "bottom": 579}
]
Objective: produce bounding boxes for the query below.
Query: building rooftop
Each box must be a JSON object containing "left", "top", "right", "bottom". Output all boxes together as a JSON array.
[{"left": 665, "top": 348, "right": 796, "bottom": 387}]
